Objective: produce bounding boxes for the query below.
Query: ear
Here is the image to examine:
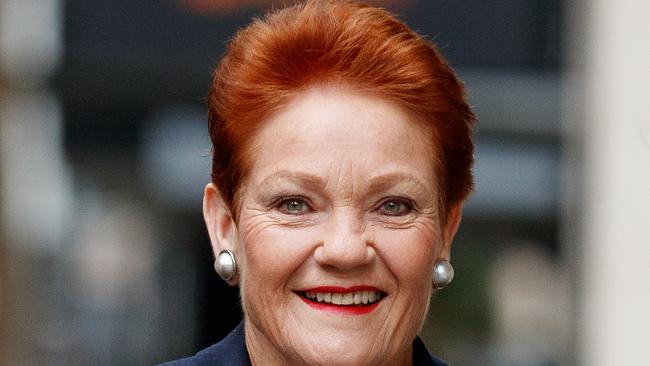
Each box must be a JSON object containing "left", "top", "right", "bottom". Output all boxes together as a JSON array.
[
  {"left": 203, "top": 183, "right": 240, "bottom": 285},
  {"left": 441, "top": 203, "right": 463, "bottom": 258}
]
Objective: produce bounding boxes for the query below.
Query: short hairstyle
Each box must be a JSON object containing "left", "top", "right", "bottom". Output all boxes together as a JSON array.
[{"left": 208, "top": 0, "right": 475, "bottom": 220}]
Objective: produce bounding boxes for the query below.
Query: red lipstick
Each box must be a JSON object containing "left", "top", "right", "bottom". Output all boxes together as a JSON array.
[
  {"left": 297, "top": 286, "right": 385, "bottom": 315},
  {"left": 304, "top": 286, "right": 380, "bottom": 293}
]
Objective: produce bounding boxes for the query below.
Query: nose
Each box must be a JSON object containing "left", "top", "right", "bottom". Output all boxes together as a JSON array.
[{"left": 313, "top": 211, "right": 375, "bottom": 271}]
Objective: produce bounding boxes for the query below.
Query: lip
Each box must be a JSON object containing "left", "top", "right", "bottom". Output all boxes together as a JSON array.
[
  {"left": 296, "top": 285, "right": 385, "bottom": 315},
  {"left": 303, "top": 285, "right": 382, "bottom": 293}
]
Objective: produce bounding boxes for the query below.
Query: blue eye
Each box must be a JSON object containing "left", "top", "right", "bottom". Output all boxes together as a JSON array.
[
  {"left": 378, "top": 199, "right": 413, "bottom": 216},
  {"left": 277, "top": 198, "right": 311, "bottom": 215}
]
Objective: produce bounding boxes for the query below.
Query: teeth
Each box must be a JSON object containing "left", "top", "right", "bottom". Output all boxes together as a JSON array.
[{"left": 303, "top": 290, "right": 384, "bottom": 306}]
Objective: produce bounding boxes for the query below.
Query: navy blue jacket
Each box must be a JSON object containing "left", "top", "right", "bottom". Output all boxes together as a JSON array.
[{"left": 160, "top": 322, "right": 448, "bottom": 366}]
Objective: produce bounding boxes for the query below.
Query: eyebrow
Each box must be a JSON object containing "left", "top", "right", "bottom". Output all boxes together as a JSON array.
[
  {"left": 365, "top": 172, "right": 433, "bottom": 196},
  {"left": 256, "top": 170, "right": 432, "bottom": 195},
  {"left": 257, "top": 171, "right": 326, "bottom": 191}
]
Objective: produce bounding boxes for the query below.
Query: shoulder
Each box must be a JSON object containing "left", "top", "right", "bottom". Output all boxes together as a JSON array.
[
  {"left": 157, "top": 322, "right": 251, "bottom": 366},
  {"left": 412, "top": 335, "right": 450, "bottom": 366}
]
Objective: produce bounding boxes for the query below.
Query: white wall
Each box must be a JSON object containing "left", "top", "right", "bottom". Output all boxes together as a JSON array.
[{"left": 565, "top": 1, "right": 650, "bottom": 365}]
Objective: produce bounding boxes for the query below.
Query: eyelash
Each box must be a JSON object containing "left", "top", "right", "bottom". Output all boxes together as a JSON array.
[
  {"left": 376, "top": 197, "right": 415, "bottom": 217},
  {"left": 271, "top": 196, "right": 416, "bottom": 217},
  {"left": 273, "top": 196, "right": 313, "bottom": 215}
]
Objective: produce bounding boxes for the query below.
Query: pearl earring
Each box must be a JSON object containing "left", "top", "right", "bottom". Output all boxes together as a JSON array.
[
  {"left": 214, "top": 249, "right": 238, "bottom": 283},
  {"left": 433, "top": 259, "right": 454, "bottom": 289}
]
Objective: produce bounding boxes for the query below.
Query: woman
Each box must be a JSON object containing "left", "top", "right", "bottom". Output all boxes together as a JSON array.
[{"left": 163, "top": 1, "right": 475, "bottom": 365}]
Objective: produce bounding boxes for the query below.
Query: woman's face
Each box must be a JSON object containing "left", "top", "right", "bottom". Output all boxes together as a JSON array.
[{"left": 207, "top": 87, "right": 458, "bottom": 366}]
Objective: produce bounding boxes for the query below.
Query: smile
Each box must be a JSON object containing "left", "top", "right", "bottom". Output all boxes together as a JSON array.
[{"left": 296, "top": 286, "right": 386, "bottom": 315}]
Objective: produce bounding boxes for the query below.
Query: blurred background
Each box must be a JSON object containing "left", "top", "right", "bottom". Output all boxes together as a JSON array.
[{"left": 1, "top": 0, "right": 648, "bottom": 365}]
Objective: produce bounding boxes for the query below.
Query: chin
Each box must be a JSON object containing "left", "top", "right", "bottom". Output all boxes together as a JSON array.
[{"left": 293, "top": 336, "right": 393, "bottom": 366}]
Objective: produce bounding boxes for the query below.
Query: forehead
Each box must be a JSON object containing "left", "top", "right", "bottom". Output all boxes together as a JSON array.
[{"left": 245, "top": 87, "right": 437, "bottom": 192}]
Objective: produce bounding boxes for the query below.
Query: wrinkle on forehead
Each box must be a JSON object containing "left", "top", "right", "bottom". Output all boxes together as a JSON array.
[
  {"left": 324, "top": 157, "right": 356, "bottom": 199},
  {"left": 253, "top": 168, "right": 435, "bottom": 202},
  {"left": 241, "top": 85, "right": 439, "bottom": 208}
]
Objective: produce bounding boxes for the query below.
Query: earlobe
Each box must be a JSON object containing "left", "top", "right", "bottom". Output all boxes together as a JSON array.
[{"left": 203, "top": 183, "right": 240, "bottom": 285}]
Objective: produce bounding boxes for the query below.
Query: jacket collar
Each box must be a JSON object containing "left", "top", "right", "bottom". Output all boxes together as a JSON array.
[{"left": 166, "top": 321, "right": 448, "bottom": 366}]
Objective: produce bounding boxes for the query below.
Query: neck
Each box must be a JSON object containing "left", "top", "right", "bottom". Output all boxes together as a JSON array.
[
  {"left": 244, "top": 320, "right": 414, "bottom": 366},
  {"left": 245, "top": 321, "right": 293, "bottom": 366}
]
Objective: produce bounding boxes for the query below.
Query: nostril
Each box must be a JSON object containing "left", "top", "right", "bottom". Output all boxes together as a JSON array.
[{"left": 313, "top": 240, "right": 375, "bottom": 270}]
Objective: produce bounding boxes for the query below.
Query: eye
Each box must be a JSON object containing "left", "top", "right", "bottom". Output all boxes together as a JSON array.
[
  {"left": 276, "top": 197, "right": 311, "bottom": 215},
  {"left": 377, "top": 198, "right": 413, "bottom": 216}
]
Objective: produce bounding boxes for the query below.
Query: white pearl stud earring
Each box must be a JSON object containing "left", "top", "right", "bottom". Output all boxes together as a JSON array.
[
  {"left": 214, "top": 249, "right": 238, "bottom": 283},
  {"left": 433, "top": 259, "right": 454, "bottom": 289}
]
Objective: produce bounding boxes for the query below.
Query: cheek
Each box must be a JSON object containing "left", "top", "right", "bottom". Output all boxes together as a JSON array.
[
  {"left": 374, "top": 225, "right": 440, "bottom": 286},
  {"left": 238, "top": 220, "right": 317, "bottom": 289}
]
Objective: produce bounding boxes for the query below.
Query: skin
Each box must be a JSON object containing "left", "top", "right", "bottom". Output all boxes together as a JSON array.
[{"left": 203, "top": 87, "right": 462, "bottom": 366}]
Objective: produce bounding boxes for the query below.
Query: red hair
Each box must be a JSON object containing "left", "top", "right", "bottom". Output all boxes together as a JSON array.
[{"left": 208, "top": 0, "right": 475, "bottom": 219}]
